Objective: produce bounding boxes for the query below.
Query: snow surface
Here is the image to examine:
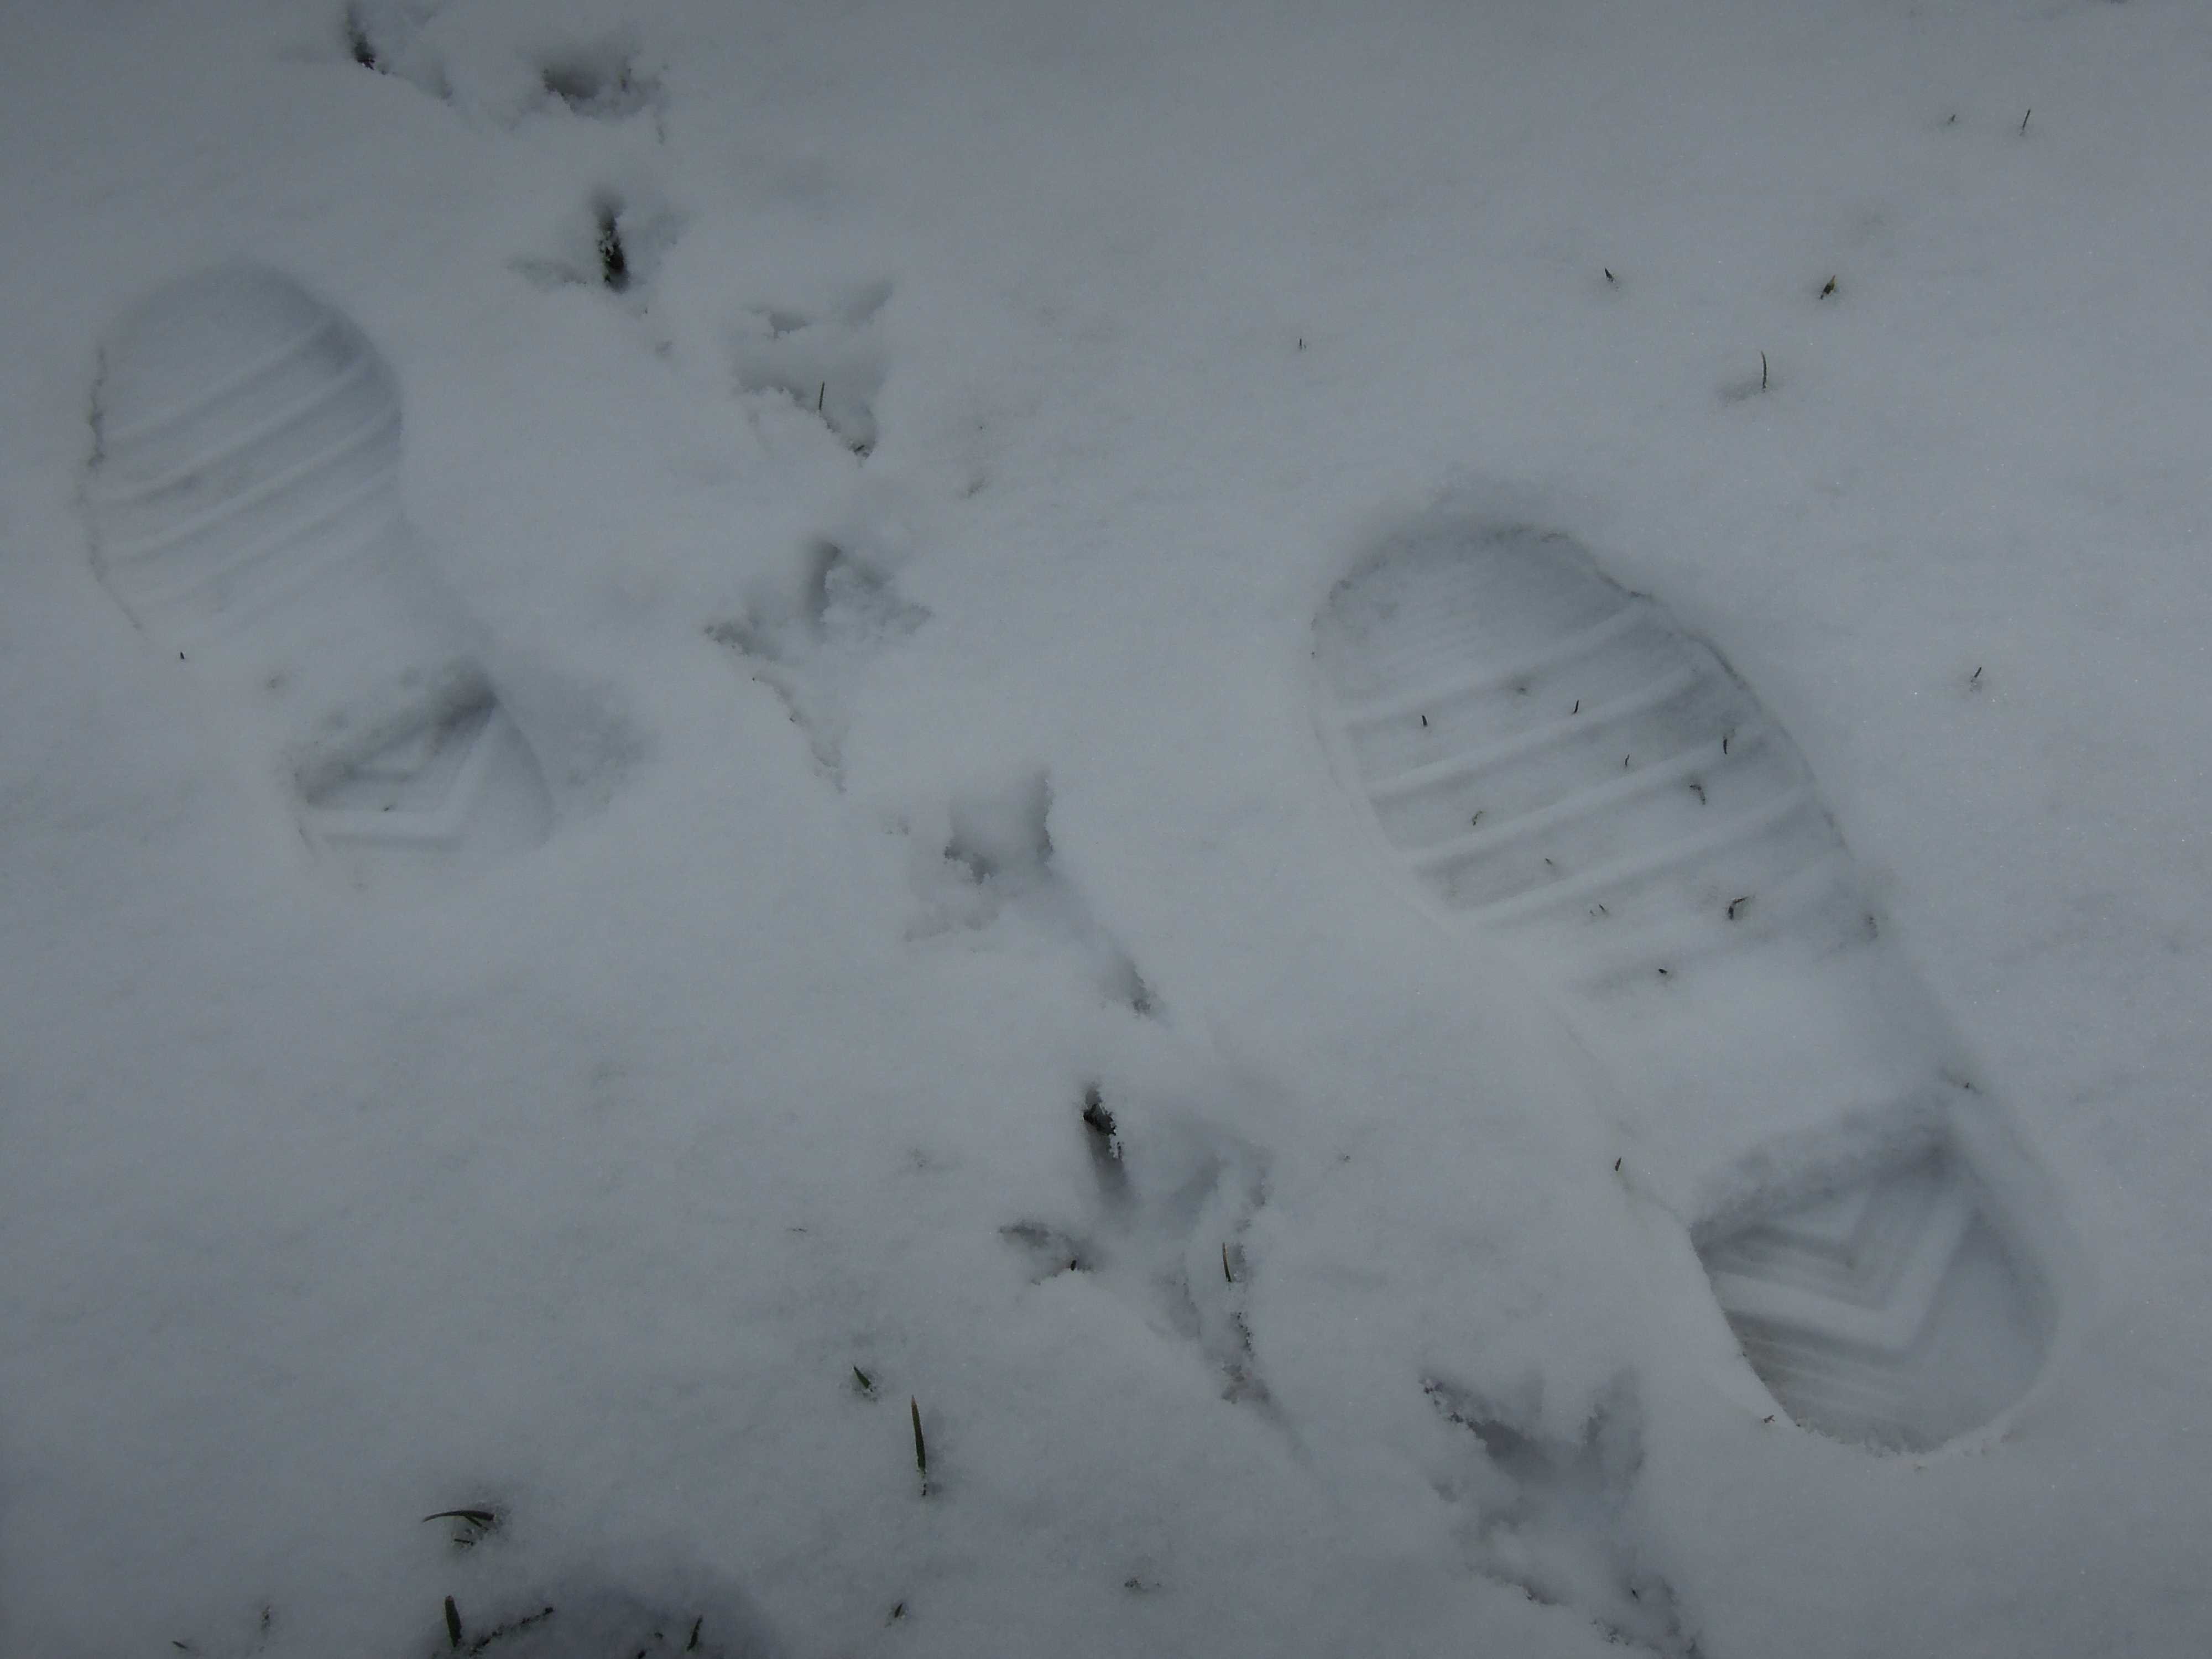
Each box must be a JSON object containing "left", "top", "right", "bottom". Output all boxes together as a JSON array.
[{"left": 3, "top": 0, "right": 2211, "bottom": 1653}]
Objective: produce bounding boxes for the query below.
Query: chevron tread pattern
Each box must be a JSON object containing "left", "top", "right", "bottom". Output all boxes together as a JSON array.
[{"left": 1703, "top": 1155, "right": 2050, "bottom": 1451}]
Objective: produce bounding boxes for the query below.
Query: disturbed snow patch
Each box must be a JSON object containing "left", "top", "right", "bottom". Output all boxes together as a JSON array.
[
  {"left": 709, "top": 539, "right": 926, "bottom": 780},
  {"left": 1001, "top": 1083, "right": 1269, "bottom": 1403}
]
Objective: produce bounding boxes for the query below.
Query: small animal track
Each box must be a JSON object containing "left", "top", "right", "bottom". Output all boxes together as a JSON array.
[
  {"left": 905, "top": 771, "right": 1154, "bottom": 1015},
  {"left": 84, "top": 266, "right": 554, "bottom": 877},
  {"left": 339, "top": 2, "right": 450, "bottom": 98},
  {"left": 708, "top": 539, "right": 925, "bottom": 778},
  {"left": 514, "top": 191, "right": 681, "bottom": 298},
  {"left": 1316, "top": 521, "right": 2054, "bottom": 1451},
  {"left": 1002, "top": 1084, "right": 1269, "bottom": 1402},
  {"left": 1425, "top": 1375, "right": 1695, "bottom": 1656},
  {"left": 340, "top": 9, "right": 662, "bottom": 126},
  {"left": 536, "top": 34, "right": 660, "bottom": 121},
  {"left": 731, "top": 285, "right": 891, "bottom": 458}
]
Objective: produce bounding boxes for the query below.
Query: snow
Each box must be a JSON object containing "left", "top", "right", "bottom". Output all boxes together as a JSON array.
[{"left": 3, "top": 0, "right": 2210, "bottom": 1653}]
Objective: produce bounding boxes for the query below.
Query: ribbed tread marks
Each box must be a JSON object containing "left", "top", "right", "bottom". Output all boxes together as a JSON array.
[
  {"left": 85, "top": 267, "right": 551, "bottom": 871},
  {"left": 90, "top": 307, "right": 405, "bottom": 641},
  {"left": 1317, "top": 528, "right": 1855, "bottom": 975},
  {"left": 1315, "top": 524, "right": 2051, "bottom": 1450}
]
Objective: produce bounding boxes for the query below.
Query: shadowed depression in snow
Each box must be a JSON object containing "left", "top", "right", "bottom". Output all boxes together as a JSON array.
[{"left": 0, "top": 2, "right": 2200, "bottom": 1656}]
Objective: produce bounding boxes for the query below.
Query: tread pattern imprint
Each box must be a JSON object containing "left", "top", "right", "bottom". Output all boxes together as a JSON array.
[
  {"left": 1314, "top": 524, "right": 2052, "bottom": 1452},
  {"left": 84, "top": 266, "right": 551, "bottom": 873}
]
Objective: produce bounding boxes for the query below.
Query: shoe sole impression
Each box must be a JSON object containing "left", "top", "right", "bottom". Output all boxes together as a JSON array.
[
  {"left": 84, "top": 265, "right": 552, "bottom": 877},
  {"left": 1313, "top": 519, "right": 2059, "bottom": 1453}
]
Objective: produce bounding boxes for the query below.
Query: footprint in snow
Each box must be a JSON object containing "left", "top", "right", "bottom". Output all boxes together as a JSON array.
[
  {"left": 905, "top": 770, "right": 1155, "bottom": 1016},
  {"left": 1313, "top": 517, "right": 2060, "bottom": 1453},
  {"left": 1002, "top": 1082, "right": 1269, "bottom": 1404},
  {"left": 83, "top": 266, "right": 555, "bottom": 881},
  {"left": 514, "top": 189, "right": 682, "bottom": 300},
  {"left": 1425, "top": 1374, "right": 1697, "bottom": 1656},
  {"left": 731, "top": 284, "right": 891, "bottom": 460},
  {"left": 338, "top": 2, "right": 450, "bottom": 98},
  {"left": 708, "top": 539, "right": 926, "bottom": 781},
  {"left": 714, "top": 557, "right": 1150, "bottom": 1014},
  {"left": 341, "top": 7, "right": 663, "bottom": 126},
  {"left": 534, "top": 32, "right": 661, "bottom": 121}
]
